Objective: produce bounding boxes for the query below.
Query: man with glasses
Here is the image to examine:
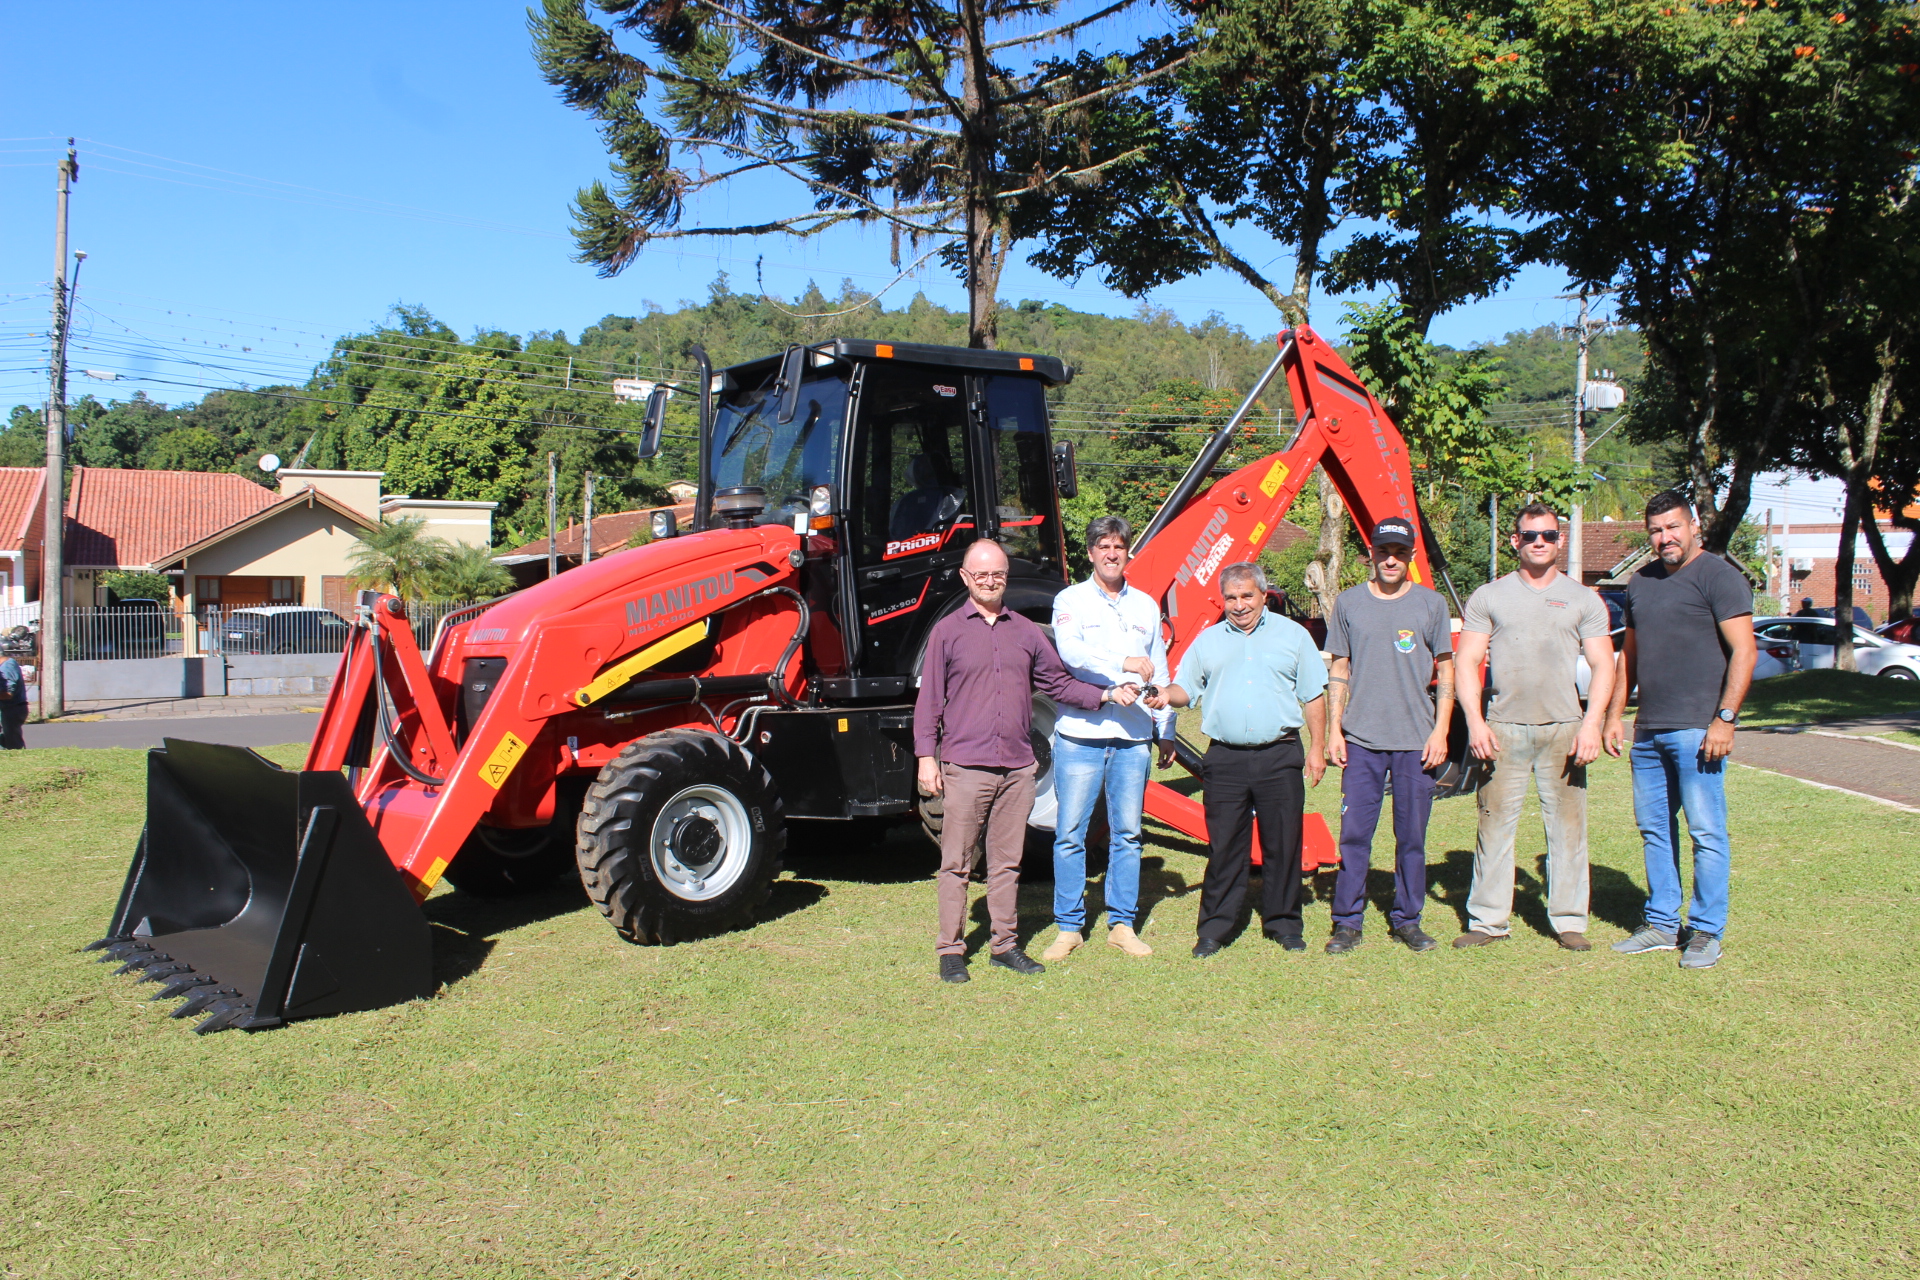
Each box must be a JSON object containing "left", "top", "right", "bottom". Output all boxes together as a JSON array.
[
  {"left": 1452, "top": 504, "right": 1615, "bottom": 951},
  {"left": 1042, "top": 516, "right": 1175, "bottom": 962},
  {"left": 915, "top": 539, "right": 1125, "bottom": 984},
  {"left": 1603, "top": 491, "right": 1757, "bottom": 970},
  {"left": 1324, "top": 518, "right": 1455, "bottom": 954}
]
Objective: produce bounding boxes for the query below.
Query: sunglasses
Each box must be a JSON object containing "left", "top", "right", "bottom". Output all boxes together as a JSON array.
[{"left": 1516, "top": 529, "right": 1562, "bottom": 544}]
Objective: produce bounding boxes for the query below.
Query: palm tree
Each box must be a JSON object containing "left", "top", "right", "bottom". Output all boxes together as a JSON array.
[
  {"left": 426, "top": 543, "right": 515, "bottom": 602},
  {"left": 347, "top": 517, "right": 452, "bottom": 599}
]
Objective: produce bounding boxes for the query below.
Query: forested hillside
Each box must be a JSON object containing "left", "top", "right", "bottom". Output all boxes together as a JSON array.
[{"left": 0, "top": 279, "right": 1655, "bottom": 559}]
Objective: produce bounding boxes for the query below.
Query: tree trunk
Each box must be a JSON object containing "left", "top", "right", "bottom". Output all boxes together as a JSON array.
[
  {"left": 958, "top": 0, "right": 1000, "bottom": 350},
  {"left": 1862, "top": 509, "right": 1920, "bottom": 622},
  {"left": 1835, "top": 482, "right": 1861, "bottom": 671},
  {"left": 1306, "top": 469, "right": 1347, "bottom": 618}
]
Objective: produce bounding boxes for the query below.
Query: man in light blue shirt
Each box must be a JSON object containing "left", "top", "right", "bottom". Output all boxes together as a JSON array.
[
  {"left": 1149, "top": 561, "right": 1328, "bottom": 957},
  {"left": 1043, "top": 515, "right": 1175, "bottom": 961}
]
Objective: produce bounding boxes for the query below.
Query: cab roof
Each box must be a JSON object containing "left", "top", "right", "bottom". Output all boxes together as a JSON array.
[{"left": 718, "top": 339, "right": 1071, "bottom": 390}]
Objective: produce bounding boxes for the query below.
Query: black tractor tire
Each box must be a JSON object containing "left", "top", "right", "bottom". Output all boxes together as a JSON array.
[
  {"left": 576, "top": 729, "right": 785, "bottom": 945},
  {"left": 442, "top": 781, "right": 586, "bottom": 898}
]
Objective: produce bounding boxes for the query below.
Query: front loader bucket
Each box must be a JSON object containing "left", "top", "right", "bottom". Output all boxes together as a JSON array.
[{"left": 87, "top": 739, "right": 435, "bottom": 1034}]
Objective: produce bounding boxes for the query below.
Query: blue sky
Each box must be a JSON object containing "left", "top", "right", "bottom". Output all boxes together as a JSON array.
[{"left": 0, "top": 2, "right": 1603, "bottom": 415}]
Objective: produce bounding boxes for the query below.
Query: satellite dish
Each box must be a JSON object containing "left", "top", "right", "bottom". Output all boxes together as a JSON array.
[{"left": 259, "top": 454, "right": 282, "bottom": 473}]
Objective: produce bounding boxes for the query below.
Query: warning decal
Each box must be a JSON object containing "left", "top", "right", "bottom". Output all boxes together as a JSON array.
[{"left": 477, "top": 731, "right": 528, "bottom": 790}]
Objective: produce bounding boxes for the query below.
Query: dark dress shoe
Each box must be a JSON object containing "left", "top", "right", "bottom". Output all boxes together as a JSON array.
[
  {"left": 1325, "top": 926, "right": 1363, "bottom": 955},
  {"left": 939, "top": 954, "right": 970, "bottom": 984},
  {"left": 1267, "top": 933, "right": 1307, "bottom": 952},
  {"left": 1191, "top": 937, "right": 1224, "bottom": 959},
  {"left": 990, "top": 948, "right": 1045, "bottom": 976},
  {"left": 1390, "top": 923, "right": 1438, "bottom": 952}
]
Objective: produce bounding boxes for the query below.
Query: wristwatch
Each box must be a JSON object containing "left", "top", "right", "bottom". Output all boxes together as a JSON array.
[{"left": 1715, "top": 708, "right": 1738, "bottom": 725}]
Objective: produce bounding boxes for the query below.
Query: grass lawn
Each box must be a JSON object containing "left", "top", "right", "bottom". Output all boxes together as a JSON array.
[
  {"left": 1739, "top": 669, "right": 1920, "bottom": 726},
  {"left": 3, "top": 738, "right": 1916, "bottom": 1278}
]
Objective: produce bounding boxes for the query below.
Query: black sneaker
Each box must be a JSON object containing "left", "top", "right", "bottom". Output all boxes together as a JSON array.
[
  {"left": 939, "top": 954, "right": 969, "bottom": 984},
  {"left": 1325, "top": 927, "right": 1363, "bottom": 955},
  {"left": 1389, "top": 924, "right": 1437, "bottom": 952},
  {"left": 1267, "top": 933, "right": 1307, "bottom": 952},
  {"left": 990, "top": 948, "right": 1045, "bottom": 976}
]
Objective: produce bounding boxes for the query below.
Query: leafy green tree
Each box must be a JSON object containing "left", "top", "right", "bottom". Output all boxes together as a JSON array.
[
  {"left": 529, "top": 0, "right": 1182, "bottom": 348},
  {"left": 98, "top": 569, "right": 172, "bottom": 603},
  {"left": 0, "top": 405, "right": 45, "bottom": 467},
  {"left": 72, "top": 393, "right": 176, "bottom": 469},
  {"left": 347, "top": 517, "right": 453, "bottom": 599},
  {"left": 141, "top": 427, "right": 232, "bottom": 472},
  {"left": 425, "top": 543, "right": 515, "bottom": 601}
]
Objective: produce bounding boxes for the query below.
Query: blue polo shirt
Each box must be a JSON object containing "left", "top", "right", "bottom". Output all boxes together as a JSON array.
[{"left": 1172, "top": 610, "right": 1328, "bottom": 745}]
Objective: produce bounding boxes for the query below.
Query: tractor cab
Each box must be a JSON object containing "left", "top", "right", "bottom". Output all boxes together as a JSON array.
[{"left": 699, "top": 340, "right": 1075, "bottom": 696}]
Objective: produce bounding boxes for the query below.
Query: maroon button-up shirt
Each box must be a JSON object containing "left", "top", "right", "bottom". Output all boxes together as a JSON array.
[{"left": 913, "top": 600, "right": 1105, "bottom": 768}]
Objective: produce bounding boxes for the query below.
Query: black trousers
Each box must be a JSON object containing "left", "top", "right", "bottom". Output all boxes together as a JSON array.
[
  {"left": 1, "top": 702, "right": 26, "bottom": 750},
  {"left": 1198, "top": 737, "right": 1305, "bottom": 942}
]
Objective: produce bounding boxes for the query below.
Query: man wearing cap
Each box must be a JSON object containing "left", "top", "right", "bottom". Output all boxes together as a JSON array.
[
  {"left": 1324, "top": 517, "right": 1455, "bottom": 954},
  {"left": 1146, "top": 561, "right": 1328, "bottom": 957}
]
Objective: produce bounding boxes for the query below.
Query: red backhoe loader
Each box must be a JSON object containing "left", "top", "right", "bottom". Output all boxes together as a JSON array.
[{"left": 89, "top": 325, "right": 1473, "bottom": 1033}]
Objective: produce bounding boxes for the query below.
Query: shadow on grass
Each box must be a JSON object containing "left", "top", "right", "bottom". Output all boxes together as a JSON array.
[
  {"left": 426, "top": 877, "right": 592, "bottom": 988},
  {"left": 784, "top": 817, "right": 936, "bottom": 885}
]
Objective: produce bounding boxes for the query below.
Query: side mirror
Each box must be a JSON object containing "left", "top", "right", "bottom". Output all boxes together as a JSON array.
[
  {"left": 774, "top": 345, "right": 806, "bottom": 425},
  {"left": 1052, "top": 439, "right": 1078, "bottom": 499},
  {"left": 638, "top": 384, "right": 670, "bottom": 459}
]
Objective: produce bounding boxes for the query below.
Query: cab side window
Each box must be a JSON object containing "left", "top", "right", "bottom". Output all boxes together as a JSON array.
[
  {"left": 853, "top": 366, "right": 972, "bottom": 565},
  {"left": 981, "top": 375, "right": 1061, "bottom": 569}
]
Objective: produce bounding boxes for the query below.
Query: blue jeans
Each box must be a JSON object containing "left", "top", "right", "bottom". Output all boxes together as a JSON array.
[
  {"left": 1332, "top": 745, "right": 1435, "bottom": 932},
  {"left": 1629, "top": 728, "right": 1731, "bottom": 938},
  {"left": 1052, "top": 734, "right": 1151, "bottom": 931}
]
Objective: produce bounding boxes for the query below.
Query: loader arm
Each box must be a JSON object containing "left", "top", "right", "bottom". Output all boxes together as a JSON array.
[{"left": 1127, "top": 324, "right": 1444, "bottom": 863}]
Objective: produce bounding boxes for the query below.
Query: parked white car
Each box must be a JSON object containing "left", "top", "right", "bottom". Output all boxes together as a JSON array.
[{"left": 1752, "top": 616, "right": 1920, "bottom": 681}]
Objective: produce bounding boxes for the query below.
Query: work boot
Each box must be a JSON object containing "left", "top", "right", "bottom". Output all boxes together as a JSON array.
[
  {"left": 1452, "top": 930, "right": 1505, "bottom": 949},
  {"left": 1389, "top": 923, "right": 1438, "bottom": 952},
  {"left": 1325, "top": 927, "right": 1363, "bottom": 955},
  {"left": 1041, "top": 931, "right": 1084, "bottom": 962},
  {"left": 1107, "top": 924, "right": 1152, "bottom": 957},
  {"left": 1555, "top": 931, "right": 1593, "bottom": 952},
  {"left": 1679, "top": 932, "right": 1722, "bottom": 970},
  {"left": 1611, "top": 924, "right": 1679, "bottom": 955}
]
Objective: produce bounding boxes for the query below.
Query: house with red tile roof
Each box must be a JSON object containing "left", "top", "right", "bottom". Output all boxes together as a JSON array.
[
  {"left": 0, "top": 467, "right": 47, "bottom": 610},
  {"left": 496, "top": 501, "right": 697, "bottom": 585}
]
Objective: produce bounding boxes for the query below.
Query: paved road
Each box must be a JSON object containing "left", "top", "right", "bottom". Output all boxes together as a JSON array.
[
  {"left": 1735, "top": 727, "right": 1920, "bottom": 809},
  {"left": 23, "top": 713, "right": 321, "bottom": 751}
]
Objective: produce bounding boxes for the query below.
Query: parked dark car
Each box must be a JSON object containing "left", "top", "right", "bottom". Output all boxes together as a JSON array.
[
  {"left": 68, "top": 598, "right": 168, "bottom": 659},
  {"left": 218, "top": 606, "right": 352, "bottom": 655},
  {"left": 1806, "top": 604, "right": 1875, "bottom": 628}
]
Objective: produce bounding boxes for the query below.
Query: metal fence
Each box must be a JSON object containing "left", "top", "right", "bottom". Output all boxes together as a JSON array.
[{"left": 47, "top": 601, "right": 498, "bottom": 661}]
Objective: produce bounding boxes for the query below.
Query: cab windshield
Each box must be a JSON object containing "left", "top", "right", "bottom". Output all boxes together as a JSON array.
[{"left": 709, "top": 372, "right": 850, "bottom": 526}]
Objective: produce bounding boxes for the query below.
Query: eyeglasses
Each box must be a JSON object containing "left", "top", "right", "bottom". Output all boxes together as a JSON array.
[
  {"left": 1517, "top": 529, "right": 1562, "bottom": 544},
  {"left": 962, "top": 570, "right": 1007, "bottom": 583}
]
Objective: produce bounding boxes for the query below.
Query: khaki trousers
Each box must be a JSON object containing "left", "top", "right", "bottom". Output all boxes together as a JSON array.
[
  {"left": 935, "top": 762, "right": 1036, "bottom": 956},
  {"left": 1467, "top": 721, "right": 1589, "bottom": 936}
]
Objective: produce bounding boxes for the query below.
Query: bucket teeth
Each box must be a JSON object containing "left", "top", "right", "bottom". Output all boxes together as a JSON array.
[
  {"left": 115, "top": 951, "right": 174, "bottom": 976},
  {"left": 171, "top": 986, "right": 241, "bottom": 1020},
  {"left": 84, "top": 935, "right": 128, "bottom": 953},
  {"left": 151, "top": 974, "right": 216, "bottom": 1001},
  {"left": 99, "top": 940, "right": 152, "bottom": 965},
  {"left": 193, "top": 998, "right": 255, "bottom": 1036},
  {"left": 136, "top": 961, "right": 193, "bottom": 984}
]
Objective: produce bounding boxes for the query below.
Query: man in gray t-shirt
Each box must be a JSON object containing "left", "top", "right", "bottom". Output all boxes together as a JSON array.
[
  {"left": 1603, "top": 491, "right": 1757, "bottom": 971},
  {"left": 1324, "top": 517, "right": 1455, "bottom": 953},
  {"left": 1452, "top": 504, "right": 1615, "bottom": 952}
]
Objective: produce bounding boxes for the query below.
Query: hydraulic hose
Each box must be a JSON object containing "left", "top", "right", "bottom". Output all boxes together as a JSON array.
[{"left": 371, "top": 626, "right": 448, "bottom": 788}]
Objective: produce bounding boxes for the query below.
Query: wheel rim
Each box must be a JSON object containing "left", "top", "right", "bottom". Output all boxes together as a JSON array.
[{"left": 649, "top": 784, "right": 753, "bottom": 901}]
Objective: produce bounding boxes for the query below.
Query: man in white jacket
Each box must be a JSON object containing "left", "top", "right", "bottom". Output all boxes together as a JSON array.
[{"left": 1043, "top": 516, "right": 1174, "bottom": 960}]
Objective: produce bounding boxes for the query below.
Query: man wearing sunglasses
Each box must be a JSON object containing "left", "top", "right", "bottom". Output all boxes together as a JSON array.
[
  {"left": 1324, "top": 518, "right": 1456, "bottom": 954},
  {"left": 1452, "top": 504, "right": 1615, "bottom": 952},
  {"left": 915, "top": 538, "right": 1121, "bottom": 984}
]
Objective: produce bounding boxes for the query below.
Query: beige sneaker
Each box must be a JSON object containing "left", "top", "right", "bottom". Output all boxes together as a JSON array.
[
  {"left": 1108, "top": 924, "right": 1153, "bottom": 957},
  {"left": 1041, "top": 931, "right": 1084, "bottom": 962}
]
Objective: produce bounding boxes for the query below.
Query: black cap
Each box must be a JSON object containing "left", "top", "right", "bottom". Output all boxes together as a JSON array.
[{"left": 1371, "top": 517, "right": 1417, "bottom": 548}]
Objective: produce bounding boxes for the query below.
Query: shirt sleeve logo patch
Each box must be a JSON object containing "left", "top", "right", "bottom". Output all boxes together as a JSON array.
[{"left": 1395, "top": 629, "right": 1417, "bottom": 653}]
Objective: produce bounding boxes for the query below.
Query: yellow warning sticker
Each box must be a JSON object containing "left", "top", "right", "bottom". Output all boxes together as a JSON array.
[
  {"left": 1249, "top": 521, "right": 1269, "bottom": 548},
  {"left": 1258, "top": 459, "right": 1290, "bottom": 498},
  {"left": 477, "top": 731, "right": 528, "bottom": 790}
]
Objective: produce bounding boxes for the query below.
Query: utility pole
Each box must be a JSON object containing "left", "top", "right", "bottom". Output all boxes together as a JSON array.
[
  {"left": 582, "top": 472, "right": 596, "bottom": 565},
  {"left": 40, "top": 140, "right": 77, "bottom": 721},
  {"left": 1570, "top": 290, "right": 1592, "bottom": 589},
  {"left": 546, "top": 452, "right": 558, "bottom": 580},
  {"left": 1489, "top": 493, "right": 1499, "bottom": 581},
  {"left": 1780, "top": 478, "right": 1793, "bottom": 612}
]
